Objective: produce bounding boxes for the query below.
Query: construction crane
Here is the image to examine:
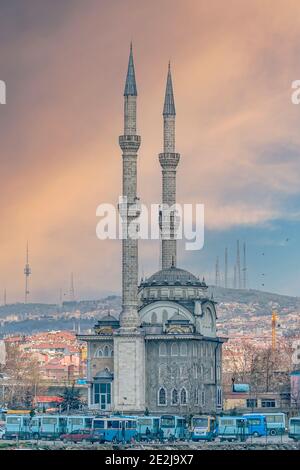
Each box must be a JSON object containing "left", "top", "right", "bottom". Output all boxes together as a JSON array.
[{"left": 271, "top": 311, "right": 277, "bottom": 351}]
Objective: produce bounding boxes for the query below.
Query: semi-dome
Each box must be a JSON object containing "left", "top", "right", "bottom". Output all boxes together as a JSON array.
[{"left": 140, "top": 266, "right": 206, "bottom": 288}]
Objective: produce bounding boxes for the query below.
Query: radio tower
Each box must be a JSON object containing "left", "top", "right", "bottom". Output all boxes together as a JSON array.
[
  {"left": 70, "top": 272, "right": 75, "bottom": 301},
  {"left": 236, "top": 240, "right": 241, "bottom": 289},
  {"left": 24, "top": 242, "right": 31, "bottom": 303},
  {"left": 233, "top": 264, "right": 237, "bottom": 289},
  {"left": 242, "top": 242, "right": 247, "bottom": 289},
  {"left": 224, "top": 247, "right": 228, "bottom": 288},
  {"left": 215, "top": 256, "right": 220, "bottom": 287}
]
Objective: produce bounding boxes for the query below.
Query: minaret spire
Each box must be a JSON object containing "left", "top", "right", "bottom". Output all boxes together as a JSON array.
[
  {"left": 163, "top": 61, "right": 176, "bottom": 117},
  {"left": 159, "top": 63, "right": 180, "bottom": 269},
  {"left": 124, "top": 42, "right": 137, "bottom": 97}
]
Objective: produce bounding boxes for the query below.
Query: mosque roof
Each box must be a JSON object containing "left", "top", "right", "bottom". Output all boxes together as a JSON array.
[{"left": 140, "top": 266, "right": 206, "bottom": 288}]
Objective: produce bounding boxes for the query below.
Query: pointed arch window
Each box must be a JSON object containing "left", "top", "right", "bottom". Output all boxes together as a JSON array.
[
  {"left": 158, "top": 387, "right": 167, "bottom": 406},
  {"left": 162, "top": 310, "right": 168, "bottom": 324},
  {"left": 171, "top": 343, "right": 179, "bottom": 356},
  {"left": 151, "top": 312, "right": 157, "bottom": 324},
  {"left": 180, "top": 387, "right": 188, "bottom": 405},
  {"left": 159, "top": 342, "right": 167, "bottom": 356},
  {"left": 94, "top": 348, "right": 103, "bottom": 358},
  {"left": 103, "top": 345, "right": 110, "bottom": 357},
  {"left": 171, "top": 388, "right": 178, "bottom": 405}
]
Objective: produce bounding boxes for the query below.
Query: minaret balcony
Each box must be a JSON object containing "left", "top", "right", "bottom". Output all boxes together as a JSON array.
[
  {"left": 119, "top": 135, "right": 141, "bottom": 153},
  {"left": 159, "top": 152, "right": 180, "bottom": 169}
]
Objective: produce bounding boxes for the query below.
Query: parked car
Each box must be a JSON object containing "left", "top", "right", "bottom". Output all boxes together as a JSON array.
[{"left": 60, "top": 429, "right": 102, "bottom": 444}]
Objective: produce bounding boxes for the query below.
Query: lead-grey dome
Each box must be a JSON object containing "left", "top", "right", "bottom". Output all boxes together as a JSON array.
[{"left": 140, "top": 266, "right": 206, "bottom": 288}]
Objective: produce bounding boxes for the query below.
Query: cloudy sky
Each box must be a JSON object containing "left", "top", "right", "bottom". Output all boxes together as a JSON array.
[{"left": 0, "top": 0, "right": 300, "bottom": 302}]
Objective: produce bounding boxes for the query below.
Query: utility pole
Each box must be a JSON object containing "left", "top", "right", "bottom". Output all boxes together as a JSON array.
[
  {"left": 224, "top": 247, "right": 228, "bottom": 288},
  {"left": 24, "top": 242, "right": 31, "bottom": 303}
]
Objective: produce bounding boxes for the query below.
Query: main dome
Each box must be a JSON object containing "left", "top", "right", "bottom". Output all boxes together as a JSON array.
[{"left": 140, "top": 266, "right": 206, "bottom": 288}]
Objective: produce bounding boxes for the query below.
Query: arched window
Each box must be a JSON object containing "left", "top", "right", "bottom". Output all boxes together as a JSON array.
[
  {"left": 171, "top": 389, "right": 178, "bottom": 405},
  {"left": 195, "top": 389, "right": 199, "bottom": 405},
  {"left": 200, "top": 364, "right": 204, "bottom": 378},
  {"left": 151, "top": 312, "right": 157, "bottom": 324},
  {"left": 158, "top": 387, "right": 167, "bottom": 406},
  {"left": 94, "top": 348, "right": 103, "bottom": 358},
  {"left": 159, "top": 342, "right": 167, "bottom": 356},
  {"left": 103, "top": 345, "right": 110, "bottom": 357},
  {"left": 201, "top": 389, "right": 205, "bottom": 407},
  {"left": 193, "top": 364, "right": 198, "bottom": 379},
  {"left": 171, "top": 343, "right": 179, "bottom": 356},
  {"left": 180, "top": 342, "right": 187, "bottom": 356},
  {"left": 193, "top": 343, "right": 197, "bottom": 357},
  {"left": 210, "top": 365, "right": 214, "bottom": 380},
  {"left": 180, "top": 388, "right": 187, "bottom": 405},
  {"left": 162, "top": 310, "right": 168, "bottom": 324}
]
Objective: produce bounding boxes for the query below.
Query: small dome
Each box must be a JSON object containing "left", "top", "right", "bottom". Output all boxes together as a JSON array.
[
  {"left": 99, "top": 313, "right": 118, "bottom": 323},
  {"left": 140, "top": 266, "right": 205, "bottom": 287},
  {"left": 168, "top": 312, "right": 190, "bottom": 324}
]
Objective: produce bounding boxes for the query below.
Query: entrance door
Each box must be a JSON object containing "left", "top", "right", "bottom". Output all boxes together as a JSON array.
[{"left": 94, "top": 382, "right": 112, "bottom": 410}]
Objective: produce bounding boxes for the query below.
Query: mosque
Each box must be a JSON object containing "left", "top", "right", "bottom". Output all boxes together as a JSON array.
[{"left": 78, "top": 45, "right": 226, "bottom": 415}]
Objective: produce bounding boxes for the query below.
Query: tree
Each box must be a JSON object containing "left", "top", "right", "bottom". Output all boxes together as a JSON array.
[{"left": 59, "top": 383, "right": 81, "bottom": 411}]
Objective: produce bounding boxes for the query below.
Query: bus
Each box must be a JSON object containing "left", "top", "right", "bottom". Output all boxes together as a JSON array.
[
  {"left": 93, "top": 416, "right": 137, "bottom": 443},
  {"left": 217, "top": 416, "right": 248, "bottom": 442},
  {"left": 288, "top": 416, "right": 300, "bottom": 441},
  {"left": 136, "top": 416, "right": 161, "bottom": 440},
  {"left": 191, "top": 415, "right": 217, "bottom": 441},
  {"left": 66, "top": 415, "right": 93, "bottom": 433},
  {"left": 242, "top": 414, "right": 267, "bottom": 437},
  {"left": 39, "top": 415, "right": 67, "bottom": 439},
  {"left": 260, "top": 413, "right": 286, "bottom": 436},
  {"left": 4, "top": 414, "right": 31, "bottom": 439},
  {"left": 160, "top": 415, "right": 186, "bottom": 441}
]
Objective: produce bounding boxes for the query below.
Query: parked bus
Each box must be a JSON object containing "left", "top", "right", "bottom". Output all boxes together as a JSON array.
[
  {"left": 217, "top": 416, "right": 248, "bottom": 442},
  {"left": 288, "top": 416, "right": 300, "bottom": 441},
  {"left": 4, "top": 414, "right": 32, "bottom": 439},
  {"left": 39, "top": 415, "right": 67, "bottom": 439},
  {"left": 136, "top": 416, "right": 161, "bottom": 440},
  {"left": 92, "top": 416, "right": 137, "bottom": 443},
  {"left": 242, "top": 414, "right": 267, "bottom": 437},
  {"left": 160, "top": 415, "right": 186, "bottom": 440},
  {"left": 66, "top": 415, "right": 93, "bottom": 433},
  {"left": 257, "top": 413, "right": 286, "bottom": 436},
  {"left": 190, "top": 415, "right": 217, "bottom": 441}
]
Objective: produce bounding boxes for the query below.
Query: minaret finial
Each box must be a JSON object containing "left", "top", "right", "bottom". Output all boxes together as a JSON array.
[
  {"left": 124, "top": 43, "right": 137, "bottom": 96},
  {"left": 163, "top": 62, "right": 175, "bottom": 116}
]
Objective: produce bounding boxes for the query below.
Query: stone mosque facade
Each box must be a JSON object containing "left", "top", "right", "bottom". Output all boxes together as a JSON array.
[{"left": 78, "top": 45, "right": 226, "bottom": 415}]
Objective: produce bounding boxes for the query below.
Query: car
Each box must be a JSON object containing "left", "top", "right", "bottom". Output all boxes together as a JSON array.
[
  {"left": 0, "top": 427, "right": 5, "bottom": 440},
  {"left": 60, "top": 429, "right": 102, "bottom": 444}
]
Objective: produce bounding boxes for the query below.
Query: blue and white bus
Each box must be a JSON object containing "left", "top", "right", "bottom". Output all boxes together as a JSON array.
[
  {"left": 136, "top": 416, "right": 160, "bottom": 440},
  {"left": 242, "top": 414, "right": 267, "bottom": 437},
  {"left": 288, "top": 416, "right": 300, "bottom": 441},
  {"left": 261, "top": 413, "right": 286, "bottom": 436},
  {"left": 160, "top": 415, "right": 186, "bottom": 440},
  {"left": 92, "top": 416, "right": 137, "bottom": 443},
  {"left": 4, "top": 414, "right": 31, "bottom": 439},
  {"left": 66, "top": 415, "right": 93, "bottom": 433},
  {"left": 39, "top": 415, "right": 67, "bottom": 439},
  {"left": 191, "top": 415, "right": 217, "bottom": 441},
  {"left": 217, "top": 416, "right": 248, "bottom": 441}
]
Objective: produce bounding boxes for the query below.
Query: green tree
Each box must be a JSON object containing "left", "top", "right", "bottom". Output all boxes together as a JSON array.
[{"left": 59, "top": 384, "right": 81, "bottom": 411}]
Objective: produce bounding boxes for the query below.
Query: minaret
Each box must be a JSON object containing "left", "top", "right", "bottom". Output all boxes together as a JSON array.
[
  {"left": 159, "top": 63, "right": 180, "bottom": 269},
  {"left": 118, "top": 43, "right": 141, "bottom": 330},
  {"left": 114, "top": 44, "right": 145, "bottom": 413}
]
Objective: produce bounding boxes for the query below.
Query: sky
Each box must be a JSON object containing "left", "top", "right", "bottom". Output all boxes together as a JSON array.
[{"left": 0, "top": 0, "right": 300, "bottom": 303}]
